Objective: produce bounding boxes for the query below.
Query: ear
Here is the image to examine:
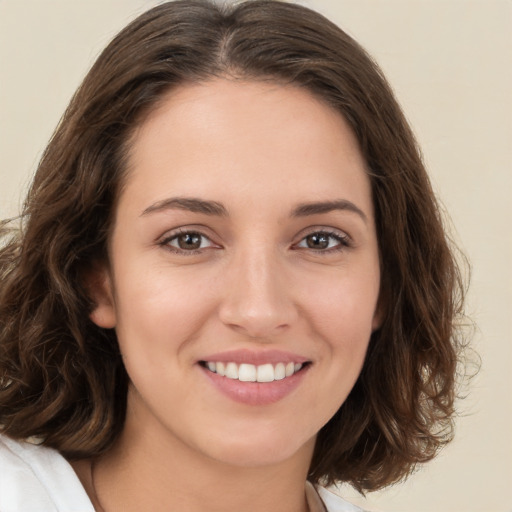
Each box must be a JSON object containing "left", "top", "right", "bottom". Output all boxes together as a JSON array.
[{"left": 85, "top": 263, "right": 117, "bottom": 329}]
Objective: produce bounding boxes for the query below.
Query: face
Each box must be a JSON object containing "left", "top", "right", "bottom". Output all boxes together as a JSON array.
[{"left": 91, "top": 79, "right": 381, "bottom": 469}]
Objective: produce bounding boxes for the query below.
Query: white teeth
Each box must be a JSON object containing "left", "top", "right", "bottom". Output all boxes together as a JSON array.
[
  {"left": 238, "top": 363, "right": 257, "bottom": 382},
  {"left": 257, "top": 363, "right": 274, "bottom": 383},
  {"left": 204, "top": 361, "right": 305, "bottom": 382},
  {"left": 216, "top": 361, "right": 226, "bottom": 377},
  {"left": 274, "top": 362, "right": 286, "bottom": 380},
  {"left": 225, "top": 362, "right": 238, "bottom": 379}
]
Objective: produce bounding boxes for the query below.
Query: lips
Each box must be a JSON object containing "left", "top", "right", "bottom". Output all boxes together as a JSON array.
[{"left": 198, "top": 349, "right": 311, "bottom": 405}]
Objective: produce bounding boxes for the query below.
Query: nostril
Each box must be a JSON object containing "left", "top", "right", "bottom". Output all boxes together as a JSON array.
[{"left": 218, "top": 301, "right": 296, "bottom": 338}]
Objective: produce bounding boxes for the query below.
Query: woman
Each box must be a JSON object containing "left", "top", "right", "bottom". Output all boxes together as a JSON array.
[{"left": 0, "top": 1, "right": 466, "bottom": 511}]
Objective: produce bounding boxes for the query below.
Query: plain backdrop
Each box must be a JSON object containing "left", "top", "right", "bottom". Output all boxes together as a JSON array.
[{"left": 0, "top": 1, "right": 510, "bottom": 511}]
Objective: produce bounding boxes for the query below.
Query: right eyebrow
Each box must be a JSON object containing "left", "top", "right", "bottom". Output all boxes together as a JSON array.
[
  {"left": 140, "top": 197, "right": 228, "bottom": 217},
  {"left": 291, "top": 199, "right": 368, "bottom": 223}
]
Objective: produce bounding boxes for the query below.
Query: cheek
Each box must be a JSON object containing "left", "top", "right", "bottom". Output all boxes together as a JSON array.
[
  {"left": 302, "top": 268, "right": 380, "bottom": 341},
  {"left": 299, "top": 265, "right": 379, "bottom": 402},
  {"left": 112, "top": 262, "right": 217, "bottom": 357},
  {"left": 300, "top": 272, "right": 378, "bottom": 413}
]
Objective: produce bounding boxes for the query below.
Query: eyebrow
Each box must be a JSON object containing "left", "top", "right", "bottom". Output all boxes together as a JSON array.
[
  {"left": 141, "top": 196, "right": 367, "bottom": 222},
  {"left": 141, "top": 197, "right": 228, "bottom": 217},
  {"left": 291, "top": 199, "right": 367, "bottom": 223}
]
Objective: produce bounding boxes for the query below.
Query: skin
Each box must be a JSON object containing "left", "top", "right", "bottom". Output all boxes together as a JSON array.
[{"left": 80, "top": 79, "right": 382, "bottom": 512}]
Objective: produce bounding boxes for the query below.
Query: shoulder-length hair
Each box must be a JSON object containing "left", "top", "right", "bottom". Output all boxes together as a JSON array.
[{"left": 0, "top": 0, "right": 467, "bottom": 492}]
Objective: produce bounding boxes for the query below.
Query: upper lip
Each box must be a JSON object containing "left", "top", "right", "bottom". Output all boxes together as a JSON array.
[{"left": 199, "top": 349, "right": 310, "bottom": 366}]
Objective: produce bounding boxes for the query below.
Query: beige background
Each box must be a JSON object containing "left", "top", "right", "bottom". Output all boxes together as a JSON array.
[{"left": 0, "top": 1, "right": 510, "bottom": 511}]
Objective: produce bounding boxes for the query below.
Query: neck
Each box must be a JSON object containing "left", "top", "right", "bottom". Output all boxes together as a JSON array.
[{"left": 81, "top": 404, "right": 315, "bottom": 512}]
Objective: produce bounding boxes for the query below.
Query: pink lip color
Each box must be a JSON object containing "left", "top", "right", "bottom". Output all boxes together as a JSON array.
[
  {"left": 200, "top": 349, "right": 309, "bottom": 366},
  {"left": 198, "top": 350, "right": 311, "bottom": 406},
  {"left": 201, "top": 366, "right": 309, "bottom": 405}
]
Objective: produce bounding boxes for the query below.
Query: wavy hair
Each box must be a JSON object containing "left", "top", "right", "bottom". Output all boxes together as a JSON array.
[{"left": 0, "top": 0, "right": 468, "bottom": 492}]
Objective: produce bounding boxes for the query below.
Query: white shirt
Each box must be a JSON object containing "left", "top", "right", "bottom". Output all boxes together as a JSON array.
[{"left": 0, "top": 435, "right": 363, "bottom": 512}]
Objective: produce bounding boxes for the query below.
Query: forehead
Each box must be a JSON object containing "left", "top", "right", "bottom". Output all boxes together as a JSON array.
[{"left": 121, "top": 78, "right": 372, "bottom": 218}]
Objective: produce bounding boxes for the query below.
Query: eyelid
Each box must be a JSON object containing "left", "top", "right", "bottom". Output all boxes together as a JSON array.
[
  {"left": 292, "top": 227, "right": 352, "bottom": 252},
  {"left": 158, "top": 226, "right": 221, "bottom": 254},
  {"left": 157, "top": 225, "right": 352, "bottom": 255}
]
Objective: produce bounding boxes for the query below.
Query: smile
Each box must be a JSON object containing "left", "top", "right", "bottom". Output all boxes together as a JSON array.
[
  {"left": 202, "top": 361, "right": 304, "bottom": 383},
  {"left": 198, "top": 350, "right": 311, "bottom": 405}
]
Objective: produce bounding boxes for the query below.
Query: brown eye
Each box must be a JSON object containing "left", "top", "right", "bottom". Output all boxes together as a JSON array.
[
  {"left": 176, "top": 233, "right": 202, "bottom": 250},
  {"left": 305, "top": 233, "right": 330, "bottom": 249},
  {"left": 295, "top": 231, "right": 348, "bottom": 252},
  {"left": 165, "top": 231, "right": 213, "bottom": 252}
]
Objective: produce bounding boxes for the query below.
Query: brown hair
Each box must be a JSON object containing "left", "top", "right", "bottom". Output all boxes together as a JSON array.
[{"left": 0, "top": 0, "right": 468, "bottom": 492}]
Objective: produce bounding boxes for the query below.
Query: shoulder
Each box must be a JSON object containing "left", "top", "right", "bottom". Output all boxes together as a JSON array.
[
  {"left": 0, "top": 434, "right": 94, "bottom": 512},
  {"left": 307, "top": 481, "right": 367, "bottom": 512},
  {"left": 316, "top": 485, "right": 367, "bottom": 512}
]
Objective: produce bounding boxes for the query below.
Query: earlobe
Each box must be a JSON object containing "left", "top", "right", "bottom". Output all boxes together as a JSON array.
[
  {"left": 90, "top": 301, "right": 117, "bottom": 329},
  {"left": 85, "top": 264, "right": 117, "bottom": 329}
]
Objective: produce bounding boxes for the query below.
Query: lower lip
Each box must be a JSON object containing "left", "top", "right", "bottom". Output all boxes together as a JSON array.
[{"left": 200, "top": 365, "right": 309, "bottom": 406}]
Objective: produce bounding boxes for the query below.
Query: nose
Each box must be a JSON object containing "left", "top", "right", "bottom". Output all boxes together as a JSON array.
[{"left": 218, "top": 247, "right": 298, "bottom": 339}]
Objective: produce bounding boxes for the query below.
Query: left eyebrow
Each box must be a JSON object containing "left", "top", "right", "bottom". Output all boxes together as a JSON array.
[
  {"left": 291, "top": 199, "right": 368, "bottom": 223},
  {"left": 140, "top": 197, "right": 228, "bottom": 217}
]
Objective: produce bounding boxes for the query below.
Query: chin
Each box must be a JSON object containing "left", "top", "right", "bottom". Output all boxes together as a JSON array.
[{"left": 200, "top": 430, "right": 316, "bottom": 469}]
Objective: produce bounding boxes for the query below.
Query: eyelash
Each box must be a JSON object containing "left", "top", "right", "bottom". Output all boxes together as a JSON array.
[
  {"left": 293, "top": 230, "right": 351, "bottom": 254},
  {"left": 159, "top": 229, "right": 215, "bottom": 255},
  {"left": 159, "top": 229, "right": 351, "bottom": 255}
]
